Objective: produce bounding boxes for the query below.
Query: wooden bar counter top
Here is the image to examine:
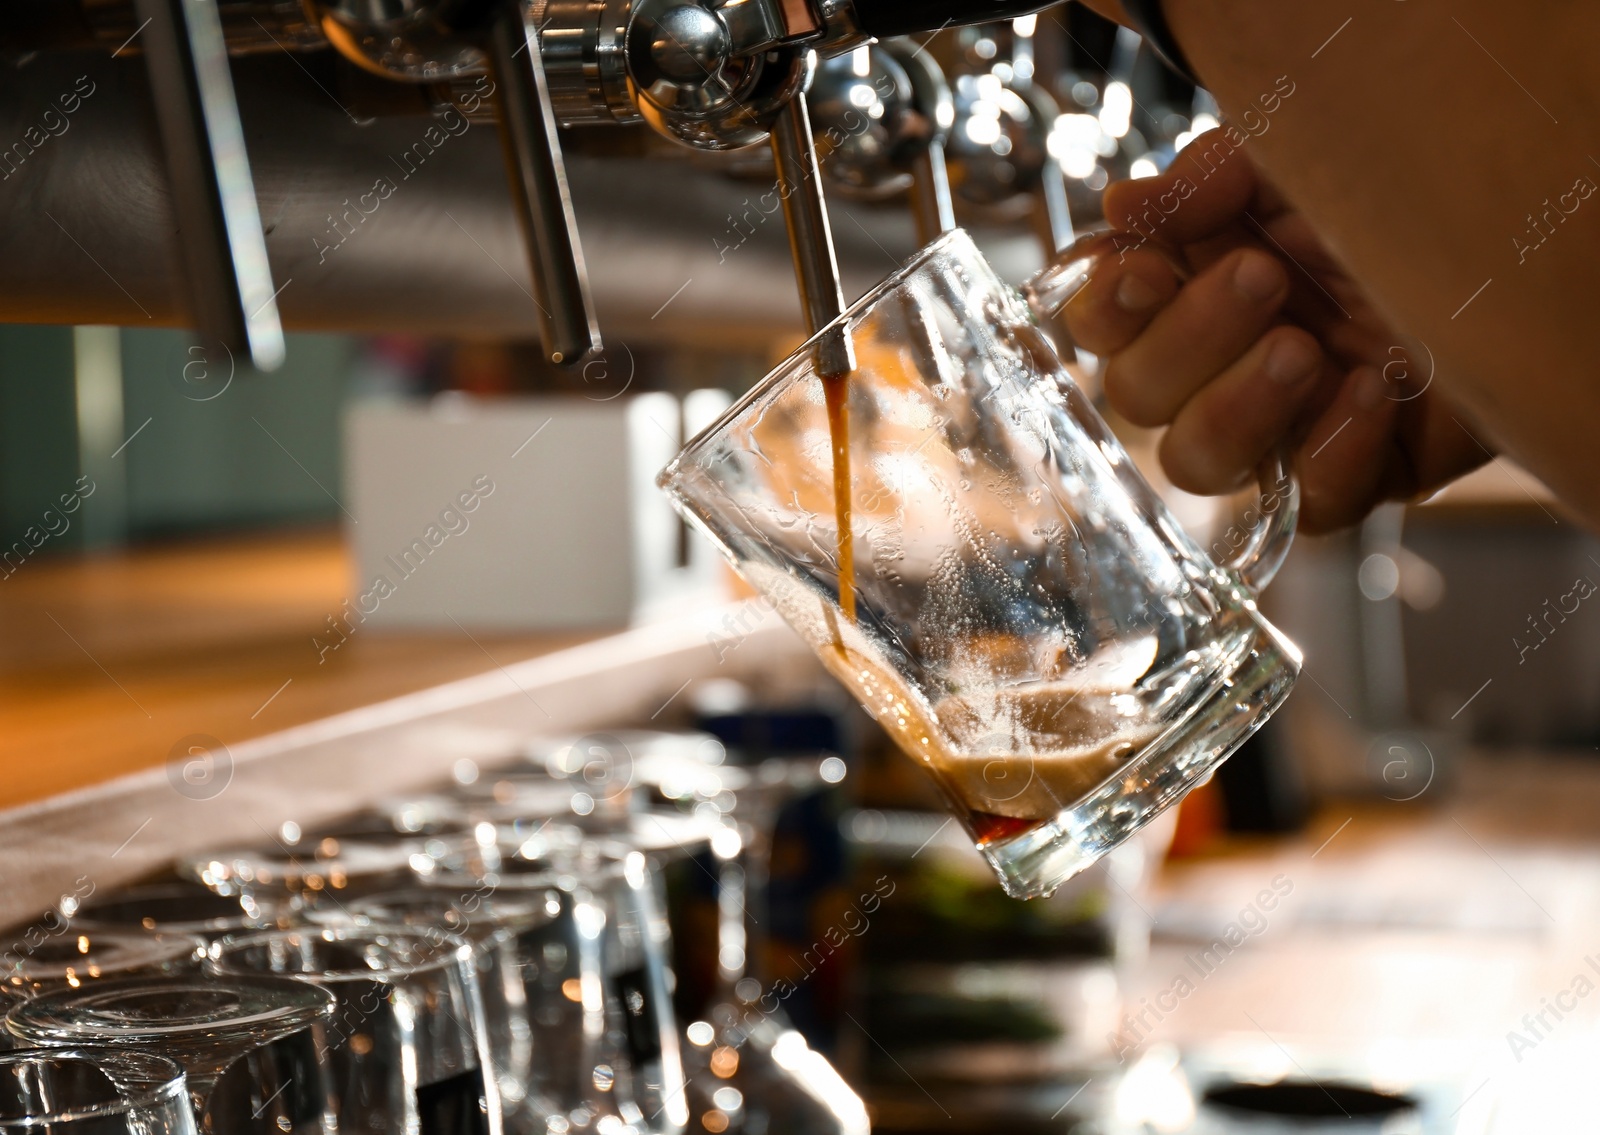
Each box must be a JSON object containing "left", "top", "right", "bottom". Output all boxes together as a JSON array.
[{"left": 0, "top": 527, "right": 595, "bottom": 811}]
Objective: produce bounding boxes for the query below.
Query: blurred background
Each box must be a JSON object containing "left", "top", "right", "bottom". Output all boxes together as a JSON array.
[{"left": 3, "top": 4, "right": 1599, "bottom": 1132}]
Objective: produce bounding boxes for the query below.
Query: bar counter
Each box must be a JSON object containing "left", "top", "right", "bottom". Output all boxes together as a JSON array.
[{"left": 0, "top": 528, "right": 596, "bottom": 811}]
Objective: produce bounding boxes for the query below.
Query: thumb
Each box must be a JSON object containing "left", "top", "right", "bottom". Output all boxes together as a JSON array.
[{"left": 1103, "top": 127, "right": 1261, "bottom": 246}]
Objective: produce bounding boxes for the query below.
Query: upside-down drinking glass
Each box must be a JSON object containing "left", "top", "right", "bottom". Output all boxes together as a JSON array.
[
  {"left": 659, "top": 228, "right": 1302, "bottom": 899},
  {"left": 0, "top": 1048, "right": 196, "bottom": 1135},
  {"left": 334, "top": 890, "right": 546, "bottom": 1127},
  {"left": 205, "top": 925, "right": 501, "bottom": 1135},
  {"left": 5, "top": 975, "right": 336, "bottom": 1134},
  {"left": 426, "top": 842, "right": 689, "bottom": 1135}
]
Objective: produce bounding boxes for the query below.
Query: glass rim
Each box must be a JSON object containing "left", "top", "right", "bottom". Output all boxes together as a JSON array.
[
  {"left": 344, "top": 888, "right": 554, "bottom": 933},
  {"left": 2, "top": 927, "right": 205, "bottom": 985},
  {"left": 205, "top": 924, "right": 473, "bottom": 985},
  {"left": 660, "top": 227, "right": 977, "bottom": 488},
  {"left": 0, "top": 1047, "right": 188, "bottom": 1127},
  {"left": 6, "top": 974, "right": 335, "bottom": 1041},
  {"left": 180, "top": 834, "right": 478, "bottom": 891},
  {"left": 71, "top": 883, "right": 276, "bottom": 933}
]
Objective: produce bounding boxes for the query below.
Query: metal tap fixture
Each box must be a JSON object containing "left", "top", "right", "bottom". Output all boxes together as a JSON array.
[
  {"left": 15, "top": 0, "right": 1066, "bottom": 363},
  {"left": 885, "top": 40, "right": 958, "bottom": 242},
  {"left": 808, "top": 41, "right": 957, "bottom": 245},
  {"left": 131, "top": 0, "right": 287, "bottom": 371},
  {"left": 945, "top": 19, "right": 1076, "bottom": 255},
  {"left": 303, "top": 0, "right": 603, "bottom": 365}
]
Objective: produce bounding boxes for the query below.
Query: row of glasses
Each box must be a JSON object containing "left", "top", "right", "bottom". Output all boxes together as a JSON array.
[
  {"left": 0, "top": 812, "right": 502, "bottom": 1135},
  {"left": 445, "top": 729, "right": 867, "bottom": 1135},
  {"left": 0, "top": 728, "right": 852, "bottom": 1135},
  {"left": 624, "top": 734, "right": 870, "bottom": 1135},
  {"left": 356, "top": 727, "right": 862, "bottom": 1135},
  {"left": 202, "top": 796, "right": 691, "bottom": 1135},
  {"left": 426, "top": 838, "right": 689, "bottom": 1135},
  {"left": 5, "top": 903, "right": 500, "bottom": 1135},
  {"left": 1, "top": 886, "right": 335, "bottom": 1134}
]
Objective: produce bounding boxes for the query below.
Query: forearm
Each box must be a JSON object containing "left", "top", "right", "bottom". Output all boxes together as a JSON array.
[{"left": 1139, "top": 0, "right": 1600, "bottom": 524}]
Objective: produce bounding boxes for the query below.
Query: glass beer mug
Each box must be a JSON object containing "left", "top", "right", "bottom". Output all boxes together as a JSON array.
[{"left": 659, "top": 229, "right": 1302, "bottom": 900}]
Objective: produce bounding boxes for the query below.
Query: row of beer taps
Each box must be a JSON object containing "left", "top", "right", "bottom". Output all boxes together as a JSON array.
[{"left": 44, "top": 0, "right": 1181, "bottom": 373}]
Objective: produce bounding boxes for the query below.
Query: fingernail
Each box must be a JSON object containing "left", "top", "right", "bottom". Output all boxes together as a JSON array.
[
  {"left": 1265, "top": 336, "right": 1319, "bottom": 385},
  {"left": 1115, "top": 273, "right": 1160, "bottom": 313},
  {"left": 1233, "top": 251, "right": 1283, "bottom": 303},
  {"left": 1353, "top": 365, "right": 1386, "bottom": 410}
]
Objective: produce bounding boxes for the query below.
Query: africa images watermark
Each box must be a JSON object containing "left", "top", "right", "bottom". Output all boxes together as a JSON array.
[
  {"left": 706, "top": 596, "right": 777, "bottom": 664},
  {"left": 731, "top": 875, "right": 896, "bottom": 1038},
  {"left": 0, "top": 876, "right": 98, "bottom": 992},
  {"left": 1512, "top": 565, "right": 1597, "bottom": 665},
  {"left": 712, "top": 68, "right": 902, "bottom": 263},
  {"left": 0, "top": 475, "right": 96, "bottom": 581},
  {"left": 167, "top": 733, "right": 234, "bottom": 802},
  {"left": 1107, "top": 873, "right": 1295, "bottom": 1062},
  {"left": 1512, "top": 168, "right": 1596, "bottom": 266},
  {"left": 313, "top": 474, "right": 496, "bottom": 662},
  {"left": 313, "top": 76, "right": 496, "bottom": 265},
  {"left": 0, "top": 74, "right": 97, "bottom": 182},
  {"left": 1505, "top": 952, "right": 1600, "bottom": 1064},
  {"left": 1208, "top": 467, "right": 1295, "bottom": 568}
]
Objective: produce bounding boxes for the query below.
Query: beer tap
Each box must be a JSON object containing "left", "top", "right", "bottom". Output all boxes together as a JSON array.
[
  {"left": 885, "top": 41, "right": 958, "bottom": 242},
  {"left": 808, "top": 40, "right": 957, "bottom": 245},
  {"left": 486, "top": 6, "right": 598, "bottom": 366},
  {"left": 769, "top": 87, "right": 854, "bottom": 375},
  {"left": 308, "top": 0, "right": 601, "bottom": 365},
  {"left": 619, "top": 0, "right": 1058, "bottom": 355},
  {"left": 134, "top": 0, "right": 286, "bottom": 370},
  {"left": 945, "top": 19, "right": 1077, "bottom": 255},
  {"left": 35, "top": 0, "right": 1070, "bottom": 365},
  {"left": 620, "top": 0, "right": 848, "bottom": 370}
]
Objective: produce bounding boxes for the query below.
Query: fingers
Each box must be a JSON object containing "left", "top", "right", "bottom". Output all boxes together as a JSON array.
[
  {"left": 1294, "top": 366, "right": 1402, "bottom": 533},
  {"left": 1057, "top": 247, "right": 1183, "bottom": 356},
  {"left": 1103, "top": 128, "right": 1261, "bottom": 247},
  {"left": 1103, "top": 247, "right": 1291, "bottom": 427},
  {"left": 1157, "top": 326, "right": 1329, "bottom": 494}
]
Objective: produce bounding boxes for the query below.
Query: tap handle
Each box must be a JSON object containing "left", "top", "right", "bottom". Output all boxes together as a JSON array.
[
  {"left": 909, "top": 141, "right": 956, "bottom": 245},
  {"left": 487, "top": 2, "right": 601, "bottom": 367},
  {"left": 769, "top": 86, "right": 855, "bottom": 377},
  {"left": 1035, "top": 150, "right": 1075, "bottom": 253},
  {"left": 1015, "top": 82, "right": 1074, "bottom": 254},
  {"left": 133, "top": 0, "right": 285, "bottom": 370},
  {"left": 847, "top": 0, "right": 1060, "bottom": 39},
  {"left": 881, "top": 40, "right": 955, "bottom": 243}
]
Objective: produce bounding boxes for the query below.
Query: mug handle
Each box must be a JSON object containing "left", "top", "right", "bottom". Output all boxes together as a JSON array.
[{"left": 1023, "top": 230, "right": 1299, "bottom": 593}]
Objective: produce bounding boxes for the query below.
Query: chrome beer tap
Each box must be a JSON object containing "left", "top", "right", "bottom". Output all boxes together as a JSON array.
[
  {"left": 39, "top": 0, "right": 1067, "bottom": 364},
  {"left": 946, "top": 19, "right": 1077, "bottom": 255},
  {"left": 307, "top": 0, "right": 602, "bottom": 365},
  {"left": 615, "top": 1, "right": 1058, "bottom": 364},
  {"left": 885, "top": 41, "right": 958, "bottom": 242},
  {"left": 808, "top": 40, "right": 957, "bottom": 245},
  {"left": 132, "top": 0, "right": 287, "bottom": 370}
]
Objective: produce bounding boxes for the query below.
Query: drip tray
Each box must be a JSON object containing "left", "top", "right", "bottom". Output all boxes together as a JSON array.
[
  {"left": 1109, "top": 1044, "right": 1475, "bottom": 1134},
  {"left": 1200, "top": 1079, "right": 1422, "bottom": 1131}
]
